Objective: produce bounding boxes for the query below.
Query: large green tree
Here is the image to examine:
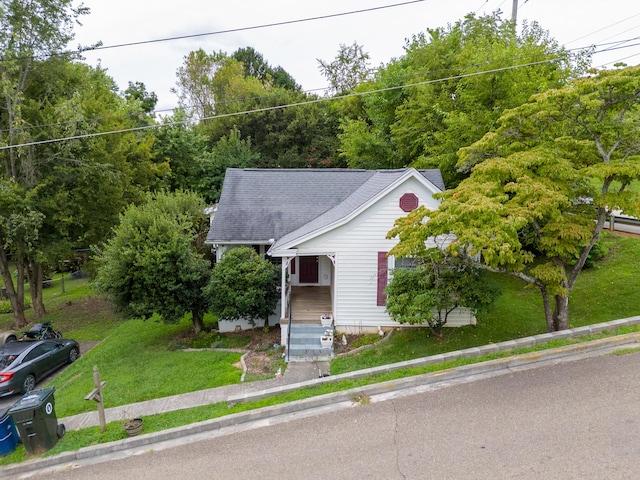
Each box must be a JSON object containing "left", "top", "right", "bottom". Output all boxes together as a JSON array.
[
  {"left": 173, "top": 48, "right": 341, "bottom": 169},
  {"left": 337, "top": 12, "right": 585, "bottom": 185},
  {"left": 94, "top": 191, "right": 211, "bottom": 334},
  {"left": 389, "top": 66, "right": 640, "bottom": 332},
  {"left": 4, "top": 57, "right": 165, "bottom": 323},
  {"left": 0, "top": 0, "right": 89, "bottom": 326}
]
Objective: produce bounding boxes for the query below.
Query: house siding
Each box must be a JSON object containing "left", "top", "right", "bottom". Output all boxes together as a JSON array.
[{"left": 294, "top": 176, "right": 453, "bottom": 332}]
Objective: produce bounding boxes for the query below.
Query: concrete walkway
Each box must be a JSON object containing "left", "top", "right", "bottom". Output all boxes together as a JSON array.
[{"left": 62, "top": 361, "right": 327, "bottom": 430}]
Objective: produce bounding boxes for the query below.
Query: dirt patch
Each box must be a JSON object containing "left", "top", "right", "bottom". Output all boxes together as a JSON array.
[{"left": 242, "top": 327, "right": 284, "bottom": 378}]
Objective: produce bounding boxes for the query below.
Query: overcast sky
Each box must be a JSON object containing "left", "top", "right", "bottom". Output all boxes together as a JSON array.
[{"left": 72, "top": 0, "right": 640, "bottom": 111}]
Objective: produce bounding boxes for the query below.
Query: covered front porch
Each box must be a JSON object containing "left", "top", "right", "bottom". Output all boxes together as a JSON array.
[{"left": 281, "top": 285, "right": 335, "bottom": 362}]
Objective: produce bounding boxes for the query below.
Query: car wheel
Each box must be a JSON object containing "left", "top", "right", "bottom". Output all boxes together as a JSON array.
[
  {"left": 68, "top": 347, "right": 80, "bottom": 363},
  {"left": 22, "top": 374, "right": 36, "bottom": 393},
  {"left": 5, "top": 335, "right": 17, "bottom": 343},
  {"left": 57, "top": 424, "right": 66, "bottom": 438}
]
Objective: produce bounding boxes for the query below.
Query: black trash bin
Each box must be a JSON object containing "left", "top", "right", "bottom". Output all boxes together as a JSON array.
[{"left": 8, "top": 387, "right": 65, "bottom": 455}]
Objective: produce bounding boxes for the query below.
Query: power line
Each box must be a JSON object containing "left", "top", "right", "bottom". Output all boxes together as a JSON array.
[
  {"left": 4, "top": 33, "right": 637, "bottom": 138},
  {"left": 0, "top": 57, "right": 567, "bottom": 151},
  {"left": 78, "top": 1, "right": 429, "bottom": 55}
]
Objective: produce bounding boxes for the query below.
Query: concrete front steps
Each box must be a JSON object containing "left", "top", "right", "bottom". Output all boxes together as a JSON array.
[{"left": 288, "top": 323, "right": 334, "bottom": 362}]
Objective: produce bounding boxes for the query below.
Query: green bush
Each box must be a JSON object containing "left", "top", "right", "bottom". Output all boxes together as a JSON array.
[
  {"left": 0, "top": 297, "right": 31, "bottom": 313},
  {"left": 0, "top": 300, "right": 11, "bottom": 314}
]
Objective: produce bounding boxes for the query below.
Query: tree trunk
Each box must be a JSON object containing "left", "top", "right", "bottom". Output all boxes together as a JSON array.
[
  {"left": 0, "top": 248, "right": 27, "bottom": 329},
  {"left": 191, "top": 310, "right": 203, "bottom": 335},
  {"left": 540, "top": 286, "right": 555, "bottom": 332},
  {"left": 553, "top": 294, "right": 570, "bottom": 331},
  {"left": 27, "top": 259, "right": 46, "bottom": 319}
]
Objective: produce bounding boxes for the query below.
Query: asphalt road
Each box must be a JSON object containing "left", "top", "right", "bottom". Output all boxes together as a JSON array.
[{"left": 34, "top": 350, "right": 640, "bottom": 480}]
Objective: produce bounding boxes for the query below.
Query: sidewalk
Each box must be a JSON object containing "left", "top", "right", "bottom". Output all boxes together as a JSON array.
[{"left": 62, "top": 360, "right": 326, "bottom": 430}]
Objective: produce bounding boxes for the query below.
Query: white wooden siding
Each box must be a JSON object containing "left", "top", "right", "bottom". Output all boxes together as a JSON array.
[{"left": 294, "top": 176, "right": 464, "bottom": 331}]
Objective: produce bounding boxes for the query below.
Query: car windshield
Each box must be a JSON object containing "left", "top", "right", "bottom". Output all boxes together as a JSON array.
[{"left": 0, "top": 354, "right": 17, "bottom": 369}]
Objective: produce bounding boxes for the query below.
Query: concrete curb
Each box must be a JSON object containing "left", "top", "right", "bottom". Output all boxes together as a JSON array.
[
  {"left": 227, "top": 316, "right": 640, "bottom": 404},
  {"left": 3, "top": 319, "right": 640, "bottom": 477}
]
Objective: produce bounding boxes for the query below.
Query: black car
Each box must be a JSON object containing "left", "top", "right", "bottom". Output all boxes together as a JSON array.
[{"left": 0, "top": 339, "right": 80, "bottom": 397}]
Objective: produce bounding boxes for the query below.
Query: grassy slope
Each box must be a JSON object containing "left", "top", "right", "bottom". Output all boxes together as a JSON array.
[{"left": 51, "top": 317, "right": 243, "bottom": 417}]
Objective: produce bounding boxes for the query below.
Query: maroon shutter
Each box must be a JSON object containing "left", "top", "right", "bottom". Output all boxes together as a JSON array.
[
  {"left": 290, "top": 257, "right": 296, "bottom": 275},
  {"left": 377, "top": 252, "right": 388, "bottom": 306}
]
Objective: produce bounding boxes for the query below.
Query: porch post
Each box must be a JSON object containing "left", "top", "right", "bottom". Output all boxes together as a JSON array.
[{"left": 281, "top": 258, "right": 288, "bottom": 318}]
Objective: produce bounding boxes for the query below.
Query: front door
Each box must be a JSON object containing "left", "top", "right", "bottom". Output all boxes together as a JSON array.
[{"left": 299, "top": 256, "right": 319, "bottom": 283}]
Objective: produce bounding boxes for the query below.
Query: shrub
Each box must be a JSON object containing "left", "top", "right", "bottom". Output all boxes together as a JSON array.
[{"left": 0, "top": 300, "right": 11, "bottom": 314}]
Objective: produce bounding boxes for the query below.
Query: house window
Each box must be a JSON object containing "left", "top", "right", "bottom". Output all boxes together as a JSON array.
[
  {"left": 399, "top": 193, "right": 419, "bottom": 212},
  {"left": 377, "top": 251, "right": 388, "bottom": 306},
  {"left": 395, "top": 257, "right": 418, "bottom": 270}
]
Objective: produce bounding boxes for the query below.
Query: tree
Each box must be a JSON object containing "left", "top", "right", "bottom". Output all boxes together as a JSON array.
[
  {"left": 232, "top": 46, "right": 300, "bottom": 91},
  {"left": 0, "top": 0, "right": 88, "bottom": 327},
  {"left": 318, "top": 42, "right": 372, "bottom": 96},
  {"left": 385, "top": 249, "right": 499, "bottom": 338},
  {"left": 173, "top": 48, "right": 340, "bottom": 169},
  {"left": 388, "top": 66, "right": 640, "bottom": 332},
  {"left": 0, "top": 179, "right": 43, "bottom": 326},
  {"left": 336, "top": 13, "right": 584, "bottom": 183},
  {"left": 204, "top": 247, "right": 280, "bottom": 330},
  {"left": 197, "top": 127, "right": 260, "bottom": 203},
  {"left": 94, "top": 191, "right": 211, "bottom": 334},
  {"left": 14, "top": 59, "right": 166, "bottom": 322}
]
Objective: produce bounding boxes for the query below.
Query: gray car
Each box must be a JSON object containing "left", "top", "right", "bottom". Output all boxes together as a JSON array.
[
  {"left": 0, "top": 330, "right": 18, "bottom": 345},
  {"left": 0, "top": 339, "right": 80, "bottom": 397}
]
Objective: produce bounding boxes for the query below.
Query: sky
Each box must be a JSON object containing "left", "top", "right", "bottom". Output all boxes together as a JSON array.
[{"left": 71, "top": 0, "right": 640, "bottom": 112}]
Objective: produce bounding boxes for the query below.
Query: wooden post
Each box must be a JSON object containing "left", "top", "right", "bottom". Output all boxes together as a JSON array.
[{"left": 85, "top": 365, "right": 107, "bottom": 433}]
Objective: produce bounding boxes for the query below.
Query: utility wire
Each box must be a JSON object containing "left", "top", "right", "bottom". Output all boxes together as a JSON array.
[
  {"left": 0, "top": 58, "right": 568, "bottom": 151},
  {"left": 3, "top": 33, "right": 637, "bottom": 137},
  {"left": 78, "top": 1, "right": 429, "bottom": 54}
]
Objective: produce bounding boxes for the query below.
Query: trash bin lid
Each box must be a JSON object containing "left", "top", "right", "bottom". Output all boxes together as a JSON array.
[{"left": 8, "top": 387, "right": 56, "bottom": 413}]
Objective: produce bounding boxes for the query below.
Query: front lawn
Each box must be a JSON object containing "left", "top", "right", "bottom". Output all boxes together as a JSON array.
[{"left": 50, "top": 316, "right": 243, "bottom": 417}]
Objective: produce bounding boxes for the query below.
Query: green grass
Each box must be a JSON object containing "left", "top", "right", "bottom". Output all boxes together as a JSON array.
[
  {"left": 0, "top": 276, "right": 93, "bottom": 331},
  {"left": 49, "top": 316, "right": 243, "bottom": 418}
]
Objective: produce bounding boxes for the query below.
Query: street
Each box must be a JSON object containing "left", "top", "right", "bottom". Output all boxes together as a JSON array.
[{"left": 28, "top": 350, "right": 640, "bottom": 480}]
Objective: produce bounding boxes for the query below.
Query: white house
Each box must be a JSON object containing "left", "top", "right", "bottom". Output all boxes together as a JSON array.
[{"left": 206, "top": 168, "right": 476, "bottom": 361}]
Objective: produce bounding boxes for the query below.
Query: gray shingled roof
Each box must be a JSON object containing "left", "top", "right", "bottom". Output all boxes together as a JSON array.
[{"left": 206, "top": 168, "right": 444, "bottom": 245}]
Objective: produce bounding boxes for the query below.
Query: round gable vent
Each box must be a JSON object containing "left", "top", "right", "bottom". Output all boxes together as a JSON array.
[{"left": 399, "top": 193, "right": 419, "bottom": 212}]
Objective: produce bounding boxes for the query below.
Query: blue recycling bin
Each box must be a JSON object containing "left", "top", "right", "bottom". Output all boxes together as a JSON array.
[{"left": 0, "top": 407, "right": 19, "bottom": 456}]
